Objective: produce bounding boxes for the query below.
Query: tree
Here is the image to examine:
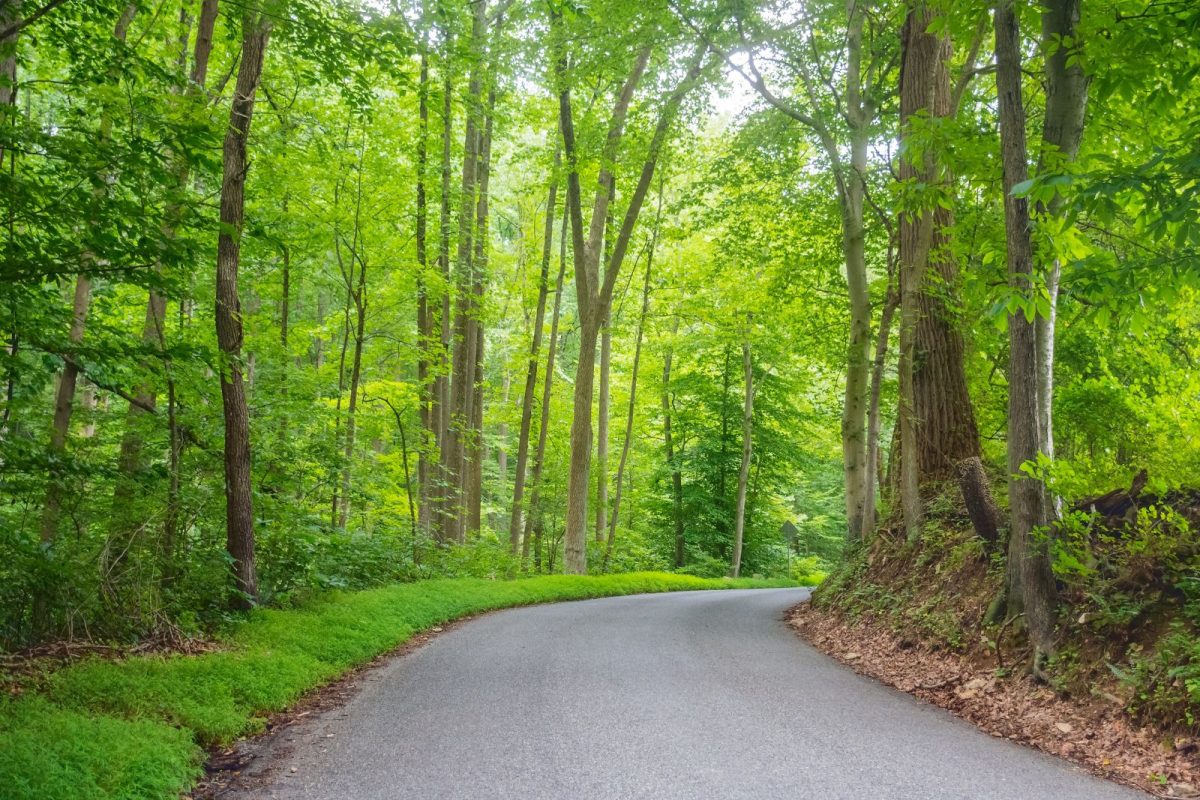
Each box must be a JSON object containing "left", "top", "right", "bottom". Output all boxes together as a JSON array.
[
  {"left": 994, "top": 0, "right": 1056, "bottom": 669},
  {"left": 216, "top": 6, "right": 272, "bottom": 608}
]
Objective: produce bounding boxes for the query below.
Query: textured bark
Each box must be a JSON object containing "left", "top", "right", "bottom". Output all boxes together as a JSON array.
[
  {"left": 957, "top": 456, "right": 1001, "bottom": 545},
  {"left": 509, "top": 147, "right": 559, "bottom": 553},
  {"left": 522, "top": 213, "right": 569, "bottom": 562},
  {"left": 729, "top": 340, "right": 754, "bottom": 578},
  {"left": 216, "top": 9, "right": 271, "bottom": 608},
  {"left": 995, "top": 0, "right": 1056, "bottom": 667}
]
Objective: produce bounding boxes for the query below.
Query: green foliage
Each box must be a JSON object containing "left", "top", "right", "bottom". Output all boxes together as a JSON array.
[{"left": 0, "top": 574, "right": 791, "bottom": 800}]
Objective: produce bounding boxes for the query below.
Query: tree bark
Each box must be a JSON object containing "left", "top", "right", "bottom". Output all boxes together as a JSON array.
[
  {"left": 729, "top": 339, "right": 754, "bottom": 578},
  {"left": 995, "top": 0, "right": 1056, "bottom": 668},
  {"left": 509, "top": 145, "right": 560, "bottom": 553},
  {"left": 431, "top": 20, "right": 454, "bottom": 541},
  {"left": 863, "top": 280, "right": 896, "bottom": 533},
  {"left": 216, "top": 8, "right": 271, "bottom": 608}
]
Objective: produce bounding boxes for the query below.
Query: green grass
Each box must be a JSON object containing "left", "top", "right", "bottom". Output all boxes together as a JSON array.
[{"left": 0, "top": 572, "right": 792, "bottom": 800}]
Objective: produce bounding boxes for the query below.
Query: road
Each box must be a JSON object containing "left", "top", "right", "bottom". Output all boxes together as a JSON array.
[{"left": 231, "top": 588, "right": 1147, "bottom": 799}]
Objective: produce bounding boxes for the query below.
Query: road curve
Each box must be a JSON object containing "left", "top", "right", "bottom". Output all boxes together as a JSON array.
[{"left": 234, "top": 588, "right": 1146, "bottom": 800}]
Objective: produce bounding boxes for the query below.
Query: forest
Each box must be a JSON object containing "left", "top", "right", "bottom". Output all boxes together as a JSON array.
[{"left": 1, "top": 0, "right": 1200, "bottom": 756}]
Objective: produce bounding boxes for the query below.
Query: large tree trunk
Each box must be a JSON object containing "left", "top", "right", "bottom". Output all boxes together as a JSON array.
[
  {"left": 995, "top": 0, "right": 1056, "bottom": 669},
  {"left": 522, "top": 213, "right": 569, "bottom": 562},
  {"left": 729, "top": 339, "right": 754, "bottom": 578},
  {"left": 509, "top": 146, "right": 560, "bottom": 553},
  {"left": 216, "top": 8, "right": 271, "bottom": 609},
  {"left": 1034, "top": 0, "right": 1089, "bottom": 497}
]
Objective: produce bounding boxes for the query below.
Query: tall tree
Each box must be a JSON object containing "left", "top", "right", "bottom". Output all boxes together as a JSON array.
[
  {"left": 216, "top": 6, "right": 272, "bottom": 608},
  {"left": 994, "top": 0, "right": 1056, "bottom": 669},
  {"left": 729, "top": 337, "right": 753, "bottom": 578}
]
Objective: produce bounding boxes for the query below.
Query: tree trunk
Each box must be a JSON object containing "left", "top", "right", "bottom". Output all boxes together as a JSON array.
[
  {"left": 604, "top": 188, "right": 660, "bottom": 568},
  {"left": 663, "top": 318, "right": 685, "bottom": 568},
  {"left": 216, "top": 8, "right": 271, "bottom": 609},
  {"left": 108, "top": 0, "right": 218, "bottom": 582},
  {"left": 729, "top": 339, "right": 754, "bottom": 578},
  {"left": 415, "top": 33, "right": 433, "bottom": 538},
  {"left": 995, "top": 0, "right": 1056, "bottom": 668},
  {"left": 338, "top": 257, "right": 367, "bottom": 531},
  {"left": 594, "top": 315, "right": 611, "bottom": 541},
  {"left": 841, "top": 2, "right": 873, "bottom": 544},
  {"left": 0, "top": 0, "right": 20, "bottom": 166},
  {"left": 431, "top": 23, "right": 454, "bottom": 541},
  {"left": 1035, "top": 0, "right": 1089, "bottom": 504},
  {"left": 509, "top": 146, "right": 559, "bottom": 553},
  {"left": 465, "top": 84, "right": 495, "bottom": 537},
  {"left": 523, "top": 212, "right": 569, "bottom": 562},
  {"left": 863, "top": 281, "right": 896, "bottom": 533},
  {"left": 39, "top": 4, "right": 137, "bottom": 550}
]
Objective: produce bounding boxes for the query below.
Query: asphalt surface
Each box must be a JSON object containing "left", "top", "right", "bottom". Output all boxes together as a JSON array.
[{"left": 236, "top": 588, "right": 1148, "bottom": 799}]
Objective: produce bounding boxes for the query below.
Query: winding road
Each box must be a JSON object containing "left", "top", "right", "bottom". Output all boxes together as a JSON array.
[{"left": 230, "top": 588, "right": 1146, "bottom": 799}]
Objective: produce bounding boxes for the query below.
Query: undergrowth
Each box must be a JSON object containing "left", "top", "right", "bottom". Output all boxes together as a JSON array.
[
  {"left": 0, "top": 572, "right": 792, "bottom": 800},
  {"left": 813, "top": 483, "right": 1200, "bottom": 734}
]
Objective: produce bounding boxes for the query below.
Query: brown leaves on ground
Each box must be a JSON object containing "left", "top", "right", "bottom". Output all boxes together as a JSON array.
[{"left": 790, "top": 603, "right": 1199, "bottom": 797}]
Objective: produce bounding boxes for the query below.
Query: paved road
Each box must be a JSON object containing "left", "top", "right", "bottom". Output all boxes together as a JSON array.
[{"left": 236, "top": 588, "right": 1146, "bottom": 799}]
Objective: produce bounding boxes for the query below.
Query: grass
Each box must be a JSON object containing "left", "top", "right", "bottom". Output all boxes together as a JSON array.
[{"left": 0, "top": 572, "right": 793, "bottom": 800}]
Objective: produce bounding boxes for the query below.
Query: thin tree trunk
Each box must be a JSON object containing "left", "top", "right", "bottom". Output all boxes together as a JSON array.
[
  {"left": 523, "top": 213, "right": 568, "bottom": 562},
  {"left": 604, "top": 213, "right": 657, "bottom": 569},
  {"left": 108, "top": 0, "right": 218, "bottom": 584},
  {"left": 39, "top": 4, "right": 137, "bottom": 550},
  {"left": 509, "top": 145, "right": 560, "bottom": 553},
  {"left": 729, "top": 339, "right": 754, "bottom": 578},
  {"left": 864, "top": 280, "right": 896, "bottom": 533},
  {"left": 1034, "top": 0, "right": 1088, "bottom": 511},
  {"left": 444, "top": 0, "right": 486, "bottom": 544},
  {"left": 465, "top": 86, "right": 496, "bottom": 537},
  {"left": 216, "top": 8, "right": 271, "bottom": 609},
  {"left": 431, "top": 22, "right": 454, "bottom": 541},
  {"left": 662, "top": 318, "right": 685, "bottom": 568},
  {"left": 415, "top": 31, "right": 433, "bottom": 538},
  {"left": 594, "top": 315, "right": 611, "bottom": 542},
  {"left": 995, "top": 0, "right": 1056, "bottom": 669},
  {"left": 338, "top": 255, "right": 367, "bottom": 531}
]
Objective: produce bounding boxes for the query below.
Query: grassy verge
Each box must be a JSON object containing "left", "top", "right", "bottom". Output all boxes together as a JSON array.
[{"left": 0, "top": 572, "right": 792, "bottom": 800}]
